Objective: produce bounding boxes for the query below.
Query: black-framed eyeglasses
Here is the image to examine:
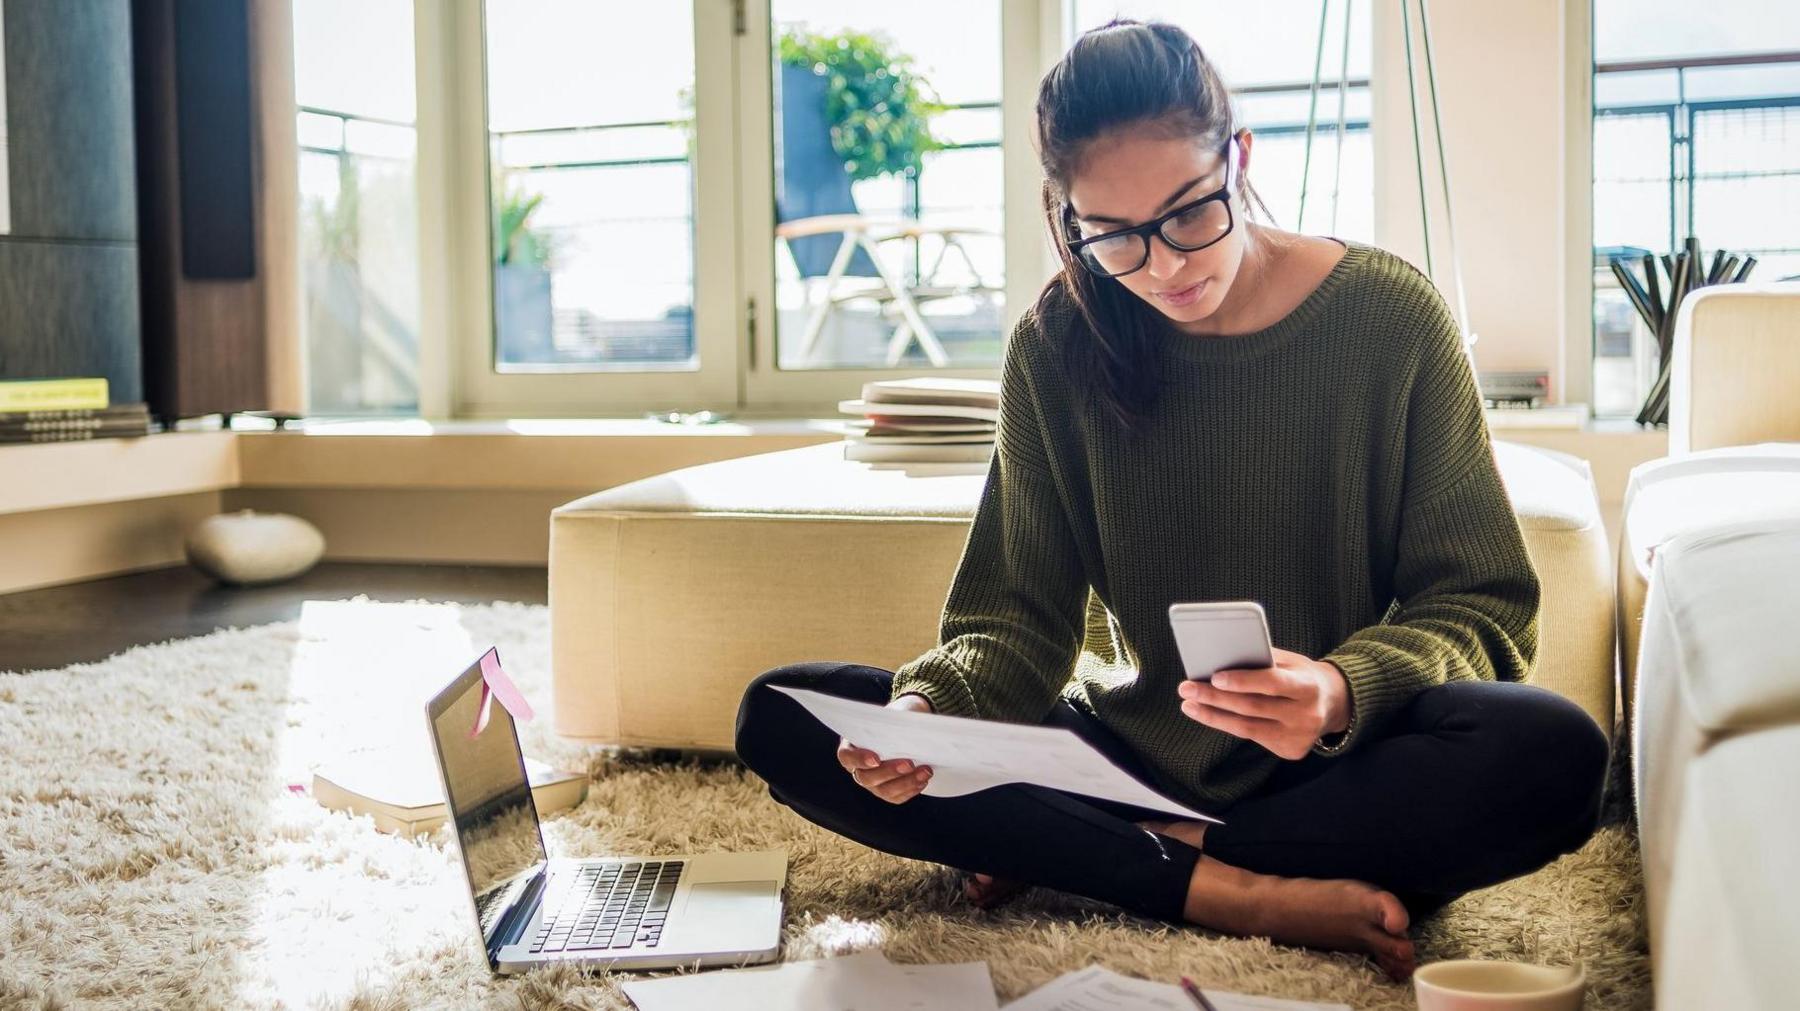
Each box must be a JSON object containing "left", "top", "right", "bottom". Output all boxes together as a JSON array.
[{"left": 1064, "top": 133, "right": 1240, "bottom": 279}]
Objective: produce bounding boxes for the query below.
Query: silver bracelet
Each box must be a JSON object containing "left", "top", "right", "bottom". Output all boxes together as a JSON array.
[{"left": 1311, "top": 705, "right": 1357, "bottom": 756}]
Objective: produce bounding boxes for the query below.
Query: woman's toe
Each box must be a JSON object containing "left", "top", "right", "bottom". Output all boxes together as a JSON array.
[{"left": 1375, "top": 936, "right": 1416, "bottom": 980}]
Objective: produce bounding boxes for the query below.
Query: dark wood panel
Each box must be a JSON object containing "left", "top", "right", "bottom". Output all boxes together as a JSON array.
[
  {"left": 131, "top": 0, "right": 268, "bottom": 419},
  {"left": 0, "top": 562, "right": 549, "bottom": 673},
  {"left": 1, "top": 0, "right": 138, "bottom": 242},
  {"left": 172, "top": 0, "right": 256, "bottom": 279},
  {"left": 0, "top": 239, "right": 143, "bottom": 401}
]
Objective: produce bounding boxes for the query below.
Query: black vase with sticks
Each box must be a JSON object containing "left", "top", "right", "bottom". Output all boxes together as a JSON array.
[{"left": 1610, "top": 236, "right": 1757, "bottom": 426}]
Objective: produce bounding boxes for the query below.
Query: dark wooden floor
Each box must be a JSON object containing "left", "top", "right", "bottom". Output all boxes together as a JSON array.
[{"left": 0, "top": 562, "right": 547, "bottom": 673}]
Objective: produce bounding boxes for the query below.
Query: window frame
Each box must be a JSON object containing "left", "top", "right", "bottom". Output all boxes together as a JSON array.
[
  {"left": 401, "top": 0, "right": 1497, "bottom": 421},
  {"left": 736, "top": 0, "right": 1059, "bottom": 412},
  {"left": 1585, "top": 9, "right": 1800, "bottom": 417},
  {"left": 409, "top": 0, "right": 1060, "bottom": 420},
  {"left": 417, "top": 0, "right": 738, "bottom": 419}
]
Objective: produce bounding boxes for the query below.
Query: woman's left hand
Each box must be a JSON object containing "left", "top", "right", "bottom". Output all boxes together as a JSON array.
[{"left": 1177, "top": 647, "right": 1351, "bottom": 760}]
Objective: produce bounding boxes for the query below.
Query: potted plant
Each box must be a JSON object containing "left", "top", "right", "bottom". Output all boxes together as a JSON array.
[
  {"left": 776, "top": 27, "right": 947, "bottom": 183},
  {"left": 492, "top": 177, "right": 561, "bottom": 365}
]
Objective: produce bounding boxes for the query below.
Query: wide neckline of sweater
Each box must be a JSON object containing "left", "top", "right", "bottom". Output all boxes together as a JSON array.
[{"left": 1156, "top": 237, "right": 1371, "bottom": 364}]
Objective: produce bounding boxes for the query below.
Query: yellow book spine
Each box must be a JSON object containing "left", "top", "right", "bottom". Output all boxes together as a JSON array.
[{"left": 0, "top": 378, "right": 110, "bottom": 412}]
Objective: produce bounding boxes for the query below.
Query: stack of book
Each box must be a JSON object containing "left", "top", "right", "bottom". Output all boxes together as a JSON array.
[
  {"left": 837, "top": 377, "right": 1000, "bottom": 464},
  {"left": 0, "top": 377, "right": 154, "bottom": 444},
  {"left": 309, "top": 744, "right": 588, "bottom": 838}
]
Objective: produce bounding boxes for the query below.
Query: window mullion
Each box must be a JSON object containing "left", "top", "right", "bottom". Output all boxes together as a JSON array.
[
  {"left": 417, "top": 0, "right": 498, "bottom": 419},
  {"left": 1003, "top": 0, "right": 1062, "bottom": 330},
  {"left": 411, "top": 0, "right": 464, "bottom": 418},
  {"left": 693, "top": 0, "right": 748, "bottom": 411},
  {"left": 733, "top": 0, "right": 778, "bottom": 406}
]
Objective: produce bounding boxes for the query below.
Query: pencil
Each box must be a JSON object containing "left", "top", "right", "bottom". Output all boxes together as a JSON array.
[{"left": 1179, "top": 976, "right": 1221, "bottom": 1011}]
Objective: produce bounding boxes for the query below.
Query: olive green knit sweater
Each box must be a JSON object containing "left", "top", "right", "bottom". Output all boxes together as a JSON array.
[{"left": 889, "top": 239, "right": 1541, "bottom": 811}]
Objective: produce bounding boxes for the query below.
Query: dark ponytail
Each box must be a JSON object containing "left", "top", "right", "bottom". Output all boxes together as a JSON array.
[{"left": 1033, "top": 19, "right": 1274, "bottom": 435}]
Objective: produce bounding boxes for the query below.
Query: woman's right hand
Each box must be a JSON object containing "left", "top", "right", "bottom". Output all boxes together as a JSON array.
[{"left": 837, "top": 692, "right": 935, "bottom": 804}]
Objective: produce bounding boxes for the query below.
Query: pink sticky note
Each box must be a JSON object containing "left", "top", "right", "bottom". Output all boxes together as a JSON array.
[{"left": 469, "top": 646, "right": 535, "bottom": 738}]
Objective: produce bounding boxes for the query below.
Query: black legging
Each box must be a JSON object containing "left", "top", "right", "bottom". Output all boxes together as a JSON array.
[{"left": 734, "top": 662, "right": 1609, "bottom": 923}]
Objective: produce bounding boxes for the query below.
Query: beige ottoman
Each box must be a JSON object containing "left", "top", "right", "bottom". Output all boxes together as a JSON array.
[{"left": 551, "top": 439, "right": 1616, "bottom": 751}]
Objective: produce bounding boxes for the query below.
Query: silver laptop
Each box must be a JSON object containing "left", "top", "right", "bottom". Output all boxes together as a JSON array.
[{"left": 425, "top": 650, "right": 787, "bottom": 973}]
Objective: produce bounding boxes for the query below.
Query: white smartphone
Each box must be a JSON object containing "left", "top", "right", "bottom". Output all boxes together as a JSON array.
[{"left": 1168, "top": 601, "right": 1273, "bottom": 681}]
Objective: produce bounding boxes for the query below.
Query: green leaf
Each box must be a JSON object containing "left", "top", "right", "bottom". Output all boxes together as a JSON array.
[{"left": 775, "top": 26, "right": 944, "bottom": 183}]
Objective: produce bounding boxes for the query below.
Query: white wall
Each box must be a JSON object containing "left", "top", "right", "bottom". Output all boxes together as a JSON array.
[{"left": 1373, "top": 0, "right": 1591, "bottom": 403}]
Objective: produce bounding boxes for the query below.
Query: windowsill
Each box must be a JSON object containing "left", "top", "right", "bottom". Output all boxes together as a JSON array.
[
  {"left": 226, "top": 416, "right": 851, "bottom": 493},
  {"left": 1583, "top": 417, "right": 1662, "bottom": 434},
  {"left": 207, "top": 409, "right": 1660, "bottom": 438},
  {"left": 1485, "top": 414, "right": 1665, "bottom": 436},
  {"left": 226, "top": 416, "right": 856, "bottom": 437},
  {"left": 0, "top": 410, "right": 1670, "bottom": 517}
]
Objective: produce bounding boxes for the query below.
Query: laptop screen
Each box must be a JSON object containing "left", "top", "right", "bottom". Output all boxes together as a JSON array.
[{"left": 427, "top": 652, "right": 548, "bottom": 938}]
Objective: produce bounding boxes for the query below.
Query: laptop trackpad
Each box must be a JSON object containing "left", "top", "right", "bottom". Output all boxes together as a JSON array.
[
  {"left": 685, "top": 879, "right": 780, "bottom": 918},
  {"left": 674, "top": 880, "right": 781, "bottom": 952}
]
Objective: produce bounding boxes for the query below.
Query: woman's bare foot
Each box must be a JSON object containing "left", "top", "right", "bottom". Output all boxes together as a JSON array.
[
  {"left": 958, "top": 824, "right": 1414, "bottom": 979},
  {"left": 961, "top": 872, "right": 1028, "bottom": 909},
  {"left": 1135, "top": 820, "right": 1413, "bottom": 978},
  {"left": 1183, "top": 855, "right": 1416, "bottom": 981}
]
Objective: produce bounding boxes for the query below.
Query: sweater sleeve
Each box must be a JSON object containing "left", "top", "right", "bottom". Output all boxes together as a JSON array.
[
  {"left": 1317, "top": 301, "right": 1542, "bottom": 754},
  {"left": 888, "top": 311, "right": 1089, "bottom": 722}
]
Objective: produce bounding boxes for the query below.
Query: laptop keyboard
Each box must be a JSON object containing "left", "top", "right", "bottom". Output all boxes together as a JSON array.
[{"left": 530, "top": 860, "right": 686, "bottom": 954}]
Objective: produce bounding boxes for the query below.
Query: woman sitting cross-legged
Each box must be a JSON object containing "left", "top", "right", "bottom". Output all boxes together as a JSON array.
[{"left": 734, "top": 18, "right": 1608, "bottom": 983}]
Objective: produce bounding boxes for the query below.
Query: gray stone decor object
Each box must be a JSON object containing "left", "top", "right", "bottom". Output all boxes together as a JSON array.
[{"left": 185, "top": 509, "right": 325, "bottom": 586}]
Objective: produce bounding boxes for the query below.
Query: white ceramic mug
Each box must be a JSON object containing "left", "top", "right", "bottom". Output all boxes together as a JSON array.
[{"left": 1413, "top": 959, "right": 1585, "bottom": 1011}]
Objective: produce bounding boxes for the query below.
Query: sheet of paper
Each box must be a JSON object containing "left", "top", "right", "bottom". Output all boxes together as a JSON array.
[
  {"left": 770, "top": 686, "right": 1219, "bottom": 824},
  {"left": 620, "top": 950, "right": 999, "bottom": 1011},
  {"left": 1002, "top": 965, "right": 1350, "bottom": 1011},
  {"left": 890, "top": 960, "right": 999, "bottom": 1010}
]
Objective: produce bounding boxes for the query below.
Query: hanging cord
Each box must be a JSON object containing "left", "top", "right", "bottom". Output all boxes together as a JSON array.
[
  {"left": 1297, "top": 0, "right": 1332, "bottom": 230},
  {"left": 1330, "top": 0, "right": 1353, "bottom": 235},
  {"left": 1399, "top": 0, "right": 1433, "bottom": 281},
  {"left": 1418, "top": 0, "right": 1476, "bottom": 356}
]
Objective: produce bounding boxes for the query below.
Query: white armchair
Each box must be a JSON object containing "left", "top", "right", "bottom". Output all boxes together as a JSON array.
[
  {"left": 1618, "top": 283, "right": 1800, "bottom": 710},
  {"left": 1667, "top": 283, "right": 1800, "bottom": 455},
  {"left": 1618, "top": 281, "right": 1800, "bottom": 1009}
]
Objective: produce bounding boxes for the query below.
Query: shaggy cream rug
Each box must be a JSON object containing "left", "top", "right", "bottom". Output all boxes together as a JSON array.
[{"left": 0, "top": 597, "right": 1649, "bottom": 1010}]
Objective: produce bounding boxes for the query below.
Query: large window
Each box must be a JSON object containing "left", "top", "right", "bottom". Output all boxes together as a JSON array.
[
  {"left": 1068, "top": 2, "right": 1375, "bottom": 243},
  {"left": 1592, "top": 0, "right": 1800, "bottom": 417},
  {"left": 292, "top": 1, "right": 1381, "bottom": 418},
  {"left": 483, "top": 1, "right": 697, "bottom": 373},
  {"left": 293, "top": 0, "right": 422, "bottom": 416},
  {"left": 462, "top": 0, "right": 1038, "bottom": 416},
  {"left": 768, "top": 2, "right": 1007, "bottom": 372}
]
